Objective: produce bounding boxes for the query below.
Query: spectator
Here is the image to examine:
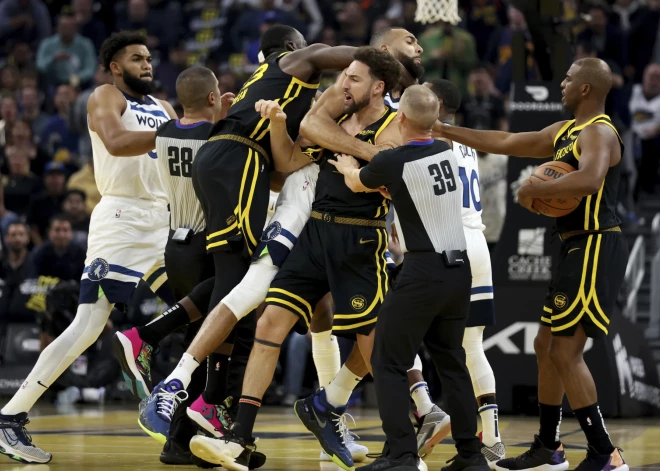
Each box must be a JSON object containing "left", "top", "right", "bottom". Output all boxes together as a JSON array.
[
  {"left": 0, "top": 65, "right": 20, "bottom": 94},
  {"left": 610, "top": 0, "right": 644, "bottom": 33},
  {"left": 419, "top": 21, "right": 478, "bottom": 97},
  {"left": 18, "top": 85, "right": 50, "bottom": 138},
  {"left": 62, "top": 189, "right": 89, "bottom": 246},
  {"left": 0, "top": 222, "right": 35, "bottom": 324},
  {"left": 319, "top": 26, "right": 339, "bottom": 47},
  {"left": 385, "top": 0, "right": 425, "bottom": 37},
  {"left": 463, "top": 0, "right": 508, "bottom": 61},
  {"left": 67, "top": 158, "right": 100, "bottom": 213},
  {"left": 40, "top": 84, "right": 80, "bottom": 164},
  {"left": 29, "top": 214, "right": 85, "bottom": 281},
  {"left": 218, "top": 71, "right": 239, "bottom": 95},
  {"left": 72, "top": 0, "right": 107, "bottom": 52},
  {"left": 0, "top": 94, "right": 18, "bottom": 146},
  {"left": 457, "top": 65, "right": 507, "bottom": 131},
  {"left": 276, "top": 0, "right": 324, "bottom": 42},
  {"left": 3, "top": 41, "right": 35, "bottom": 74},
  {"left": 6, "top": 119, "right": 49, "bottom": 175},
  {"left": 336, "top": 1, "right": 368, "bottom": 46},
  {"left": 115, "top": 0, "right": 182, "bottom": 56},
  {"left": 0, "top": 0, "right": 52, "bottom": 52},
  {"left": 372, "top": 17, "right": 392, "bottom": 36},
  {"left": 627, "top": 0, "right": 660, "bottom": 83},
  {"left": 2, "top": 145, "right": 42, "bottom": 217},
  {"left": 36, "top": 12, "right": 97, "bottom": 88},
  {"left": 26, "top": 161, "right": 68, "bottom": 246},
  {"left": 576, "top": 3, "right": 626, "bottom": 71},
  {"left": 629, "top": 63, "right": 660, "bottom": 199},
  {"left": 477, "top": 151, "right": 508, "bottom": 253},
  {"left": 155, "top": 44, "right": 189, "bottom": 100}
]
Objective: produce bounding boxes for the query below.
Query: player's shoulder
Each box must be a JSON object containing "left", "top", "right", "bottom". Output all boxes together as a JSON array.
[{"left": 90, "top": 84, "right": 124, "bottom": 102}]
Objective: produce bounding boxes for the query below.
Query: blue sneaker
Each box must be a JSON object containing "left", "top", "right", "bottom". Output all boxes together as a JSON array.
[
  {"left": 294, "top": 389, "right": 354, "bottom": 471},
  {"left": 138, "top": 379, "right": 188, "bottom": 444}
]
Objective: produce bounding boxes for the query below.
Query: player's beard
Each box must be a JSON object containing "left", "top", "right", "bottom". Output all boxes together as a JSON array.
[
  {"left": 123, "top": 70, "right": 155, "bottom": 96},
  {"left": 395, "top": 50, "right": 424, "bottom": 80},
  {"left": 344, "top": 93, "right": 371, "bottom": 115}
]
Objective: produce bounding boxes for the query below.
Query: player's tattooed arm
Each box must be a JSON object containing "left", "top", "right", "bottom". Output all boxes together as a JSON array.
[{"left": 87, "top": 84, "right": 157, "bottom": 157}]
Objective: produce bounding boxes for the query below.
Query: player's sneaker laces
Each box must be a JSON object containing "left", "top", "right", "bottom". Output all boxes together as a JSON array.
[
  {"left": 113, "top": 327, "right": 154, "bottom": 399},
  {"left": 319, "top": 413, "right": 368, "bottom": 463},
  {"left": 479, "top": 432, "right": 506, "bottom": 469},
  {"left": 573, "top": 446, "right": 628, "bottom": 471},
  {"left": 138, "top": 379, "right": 188, "bottom": 444},
  {"left": 0, "top": 413, "right": 52, "bottom": 464},
  {"left": 187, "top": 395, "right": 233, "bottom": 438},
  {"left": 416, "top": 404, "right": 452, "bottom": 458},
  {"left": 294, "top": 388, "right": 355, "bottom": 471},
  {"left": 494, "top": 435, "right": 569, "bottom": 471},
  {"left": 189, "top": 429, "right": 256, "bottom": 471}
]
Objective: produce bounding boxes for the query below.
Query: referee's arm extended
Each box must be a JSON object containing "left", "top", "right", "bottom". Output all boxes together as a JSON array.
[{"left": 330, "top": 152, "right": 392, "bottom": 193}]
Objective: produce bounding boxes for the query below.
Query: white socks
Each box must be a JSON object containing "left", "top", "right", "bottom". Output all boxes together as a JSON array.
[
  {"left": 410, "top": 382, "right": 435, "bottom": 417},
  {"left": 479, "top": 403, "right": 501, "bottom": 446},
  {"left": 312, "top": 330, "right": 341, "bottom": 388},
  {"left": 165, "top": 352, "right": 200, "bottom": 390},
  {"left": 325, "top": 365, "right": 362, "bottom": 408}
]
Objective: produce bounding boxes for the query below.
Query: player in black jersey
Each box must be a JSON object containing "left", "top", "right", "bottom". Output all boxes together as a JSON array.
[{"left": 438, "top": 58, "right": 629, "bottom": 471}]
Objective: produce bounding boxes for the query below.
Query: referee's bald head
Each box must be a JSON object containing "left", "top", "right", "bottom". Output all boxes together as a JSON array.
[
  {"left": 176, "top": 66, "right": 219, "bottom": 111},
  {"left": 399, "top": 85, "right": 439, "bottom": 132}
]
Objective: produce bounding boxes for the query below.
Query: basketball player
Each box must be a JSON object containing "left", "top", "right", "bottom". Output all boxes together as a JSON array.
[
  {"left": 138, "top": 25, "right": 368, "bottom": 443},
  {"left": 0, "top": 32, "right": 177, "bottom": 464},
  {"left": 331, "top": 84, "right": 489, "bottom": 471},
  {"left": 437, "top": 58, "right": 629, "bottom": 471}
]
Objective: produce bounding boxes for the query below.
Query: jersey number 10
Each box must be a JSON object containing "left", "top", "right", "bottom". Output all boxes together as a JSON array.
[
  {"left": 458, "top": 167, "right": 482, "bottom": 211},
  {"left": 168, "top": 146, "right": 193, "bottom": 177}
]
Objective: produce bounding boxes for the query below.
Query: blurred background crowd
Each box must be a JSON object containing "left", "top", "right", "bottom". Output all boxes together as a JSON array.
[{"left": 0, "top": 0, "right": 658, "bottom": 406}]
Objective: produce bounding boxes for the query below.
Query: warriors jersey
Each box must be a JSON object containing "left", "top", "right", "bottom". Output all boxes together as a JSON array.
[
  {"left": 552, "top": 114, "right": 623, "bottom": 232},
  {"left": 89, "top": 90, "right": 168, "bottom": 204}
]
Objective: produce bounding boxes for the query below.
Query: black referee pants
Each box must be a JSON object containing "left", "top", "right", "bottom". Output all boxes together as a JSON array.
[{"left": 372, "top": 252, "right": 481, "bottom": 460}]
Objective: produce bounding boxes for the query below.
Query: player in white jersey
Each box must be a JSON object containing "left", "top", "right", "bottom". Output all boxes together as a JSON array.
[{"left": 0, "top": 32, "right": 177, "bottom": 464}]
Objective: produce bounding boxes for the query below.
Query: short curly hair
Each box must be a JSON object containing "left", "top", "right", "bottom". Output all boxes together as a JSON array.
[
  {"left": 353, "top": 46, "right": 401, "bottom": 97},
  {"left": 99, "top": 31, "right": 148, "bottom": 72}
]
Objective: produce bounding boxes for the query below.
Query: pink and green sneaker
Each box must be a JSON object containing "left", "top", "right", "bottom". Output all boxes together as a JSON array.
[
  {"left": 186, "top": 396, "right": 233, "bottom": 438},
  {"left": 112, "top": 328, "right": 154, "bottom": 399}
]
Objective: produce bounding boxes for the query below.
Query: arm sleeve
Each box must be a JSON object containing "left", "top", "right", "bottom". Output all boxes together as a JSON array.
[{"left": 358, "top": 152, "right": 394, "bottom": 189}]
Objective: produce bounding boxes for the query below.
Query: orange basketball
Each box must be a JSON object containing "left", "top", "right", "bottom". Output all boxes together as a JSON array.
[{"left": 529, "top": 161, "right": 582, "bottom": 217}]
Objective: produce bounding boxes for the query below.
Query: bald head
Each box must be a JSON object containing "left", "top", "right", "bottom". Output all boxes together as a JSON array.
[
  {"left": 572, "top": 58, "right": 613, "bottom": 98},
  {"left": 399, "top": 85, "right": 439, "bottom": 132},
  {"left": 176, "top": 66, "right": 218, "bottom": 110}
]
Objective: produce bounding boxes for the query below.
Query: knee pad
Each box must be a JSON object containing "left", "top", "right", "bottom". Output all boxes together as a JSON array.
[
  {"left": 463, "top": 326, "right": 496, "bottom": 397},
  {"left": 222, "top": 256, "right": 278, "bottom": 320}
]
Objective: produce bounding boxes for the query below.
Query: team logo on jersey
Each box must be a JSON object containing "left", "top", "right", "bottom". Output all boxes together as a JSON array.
[
  {"left": 350, "top": 295, "right": 367, "bottom": 312},
  {"left": 553, "top": 292, "right": 568, "bottom": 310},
  {"left": 115, "top": 209, "right": 121, "bottom": 218},
  {"left": 87, "top": 258, "right": 110, "bottom": 281},
  {"left": 226, "top": 215, "right": 237, "bottom": 226},
  {"left": 302, "top": 180, "right": 310, "bottom": 191},
  {"left": 263, "top": 221, "right": 281, "bottom": 241}
]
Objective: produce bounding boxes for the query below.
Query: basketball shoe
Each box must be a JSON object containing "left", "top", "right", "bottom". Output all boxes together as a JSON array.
[
  {"left": 479, "top": 432, "right": 506, "bottom": 469},
  {"left": 442, "top": 453, "right": 491, "bottom": 471},
  {"left": 294, "top": 389, "right": 355, "bottom": 471},
  {"left": 138, "top": 379, "right": 188, "bottom": 444},
  {"left": 356, "top": 453, "right": 424, "bottom": 471},
  {"left": 416, "top": 404, "right": 452, "bottom": 458},
  {"left": 113, "top": 327, "right": 153, "bottom": 399},
  {"left": 320, "top": 412, "right": 368, "bottom": 463},
  {"left": 0, "top": 413, "right": 51, "bottom": 464},
  {"left": 190, "top": 430, "right": 256, "bottom": 471},
  {"left": 187, "top": 395, "right": 233, "bottom": 437},
  {"left": 494, "top": 435, "right": 569, "bottom": 471},
  {"left": 573, "top": 446, "right": 628, "bottom": 471}
]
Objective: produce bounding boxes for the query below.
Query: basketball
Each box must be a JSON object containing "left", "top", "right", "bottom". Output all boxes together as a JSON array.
[{"left": 529, "top": 161, "right": 582, "bottom": 217}]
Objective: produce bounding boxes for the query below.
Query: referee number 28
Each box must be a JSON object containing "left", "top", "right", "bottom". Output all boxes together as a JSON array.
[
  {"left": 168, "top": 146, "right": 193, "bottom": 177},
  {"left": 428, "top": 162, "right": 456, "bottom": 195}
]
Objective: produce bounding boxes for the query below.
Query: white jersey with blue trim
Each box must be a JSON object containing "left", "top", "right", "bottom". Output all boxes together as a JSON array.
[
  {"left": 448, "top": 124, "right": 485, "bottom": 231},
  {"left": 384, "top": 92, "right": 400, "bottom": 111},
  {"left": 89, "top": 91, "right": 169, "bottom": 204}
]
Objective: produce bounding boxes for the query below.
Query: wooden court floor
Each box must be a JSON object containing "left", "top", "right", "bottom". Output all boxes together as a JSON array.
[{"left": 2, "top": 405, "right": 659, "bottom": 470}]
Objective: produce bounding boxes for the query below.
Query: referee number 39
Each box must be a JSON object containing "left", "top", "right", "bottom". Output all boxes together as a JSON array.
[{"left": 428, "top": 162, "right": 457, "bottom": 196}]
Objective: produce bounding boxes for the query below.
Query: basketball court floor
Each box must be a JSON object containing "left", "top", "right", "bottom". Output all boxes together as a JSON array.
[{"left": 3, "top": 405, "right": 658, "bottom": 470}]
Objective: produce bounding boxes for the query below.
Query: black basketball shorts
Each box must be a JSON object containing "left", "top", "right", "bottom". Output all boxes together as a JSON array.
[
  {"left": 192, "top": 138, "right": 271, "bottom": 257},
  {"left": 265, "top": 216, "right": 389, "bottom": 339},
  {"left": 541, "top": 230, "right": 629, "bottom": 338},
  {"left": 164, "top": 230, "right": 215, "bottom": 301}
]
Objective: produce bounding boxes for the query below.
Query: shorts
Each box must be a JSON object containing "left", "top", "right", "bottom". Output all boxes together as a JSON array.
[
  {"left": 79, "top": 196, "right": 169, "bottom": 305},
  {"left": 464, "top": 227, "right": 495, "bottom": 327},
  {"left": 254, "top": 165, "right": 319, "bottom": 267},
  {"left": 541, "top": 230, "right": 629, "bottom": 338},
  {"left": 192, "top": 138, "right": 271, "bottom": 256},
  {"left": 164, "top": 230, "right": 215, "bottom": 300},
  {"left": 266, "top": 215, "right": 389, "bottom": 338}
]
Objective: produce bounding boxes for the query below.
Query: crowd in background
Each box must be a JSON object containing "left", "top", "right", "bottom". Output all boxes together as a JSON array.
[{"left": 0, "top": 0, "right": 658, "bottom": 405}]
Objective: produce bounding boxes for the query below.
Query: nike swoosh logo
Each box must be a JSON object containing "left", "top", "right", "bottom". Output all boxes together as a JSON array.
[
  {"left": 312, "top": 407, "right": 327, "bottom": 428},
  {"left": 568, "top": 248, "right": 581, "bottom": 253},
  {"left": 359, "top": 239, "right": 375, "bottom": 244},
  {"left": 37, "top": 381, "right": 48, "bottom": 389}
]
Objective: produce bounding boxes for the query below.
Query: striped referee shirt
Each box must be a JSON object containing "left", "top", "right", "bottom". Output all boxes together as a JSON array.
[
  {"left": 359, "top": 139, "right": 466, "bottom": 253},
  {"left": 155, "top": 120, "right": 212, "bottom": 233}
]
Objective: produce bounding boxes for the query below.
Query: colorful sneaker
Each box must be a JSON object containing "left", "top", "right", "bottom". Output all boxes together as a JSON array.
[
  {"left": 187, "top": 395, "right": 233, "bottom": 438},
  {"left": 190, "top": 430, "right": 256, "bottom": 471},
  {"left": 138, "top": 379, "right": 188, "bottom": 444},
  {"left": 416, "top": 404, "right": 452, "bottom": 458},
  {"left": 320, "top": 413, "right": 368, "bottom": 463},
  {"left": 113, "top": 327, "right": 154, "bottom": 399},
  {"left": 574, "top": 446, "right": 628, "bottom": 471},
  {"left": 494, "top": 435, "right": 568, "bottom": 471},
  {"left": 0, "top": 413, "right": 52, "bottom": 464},
  {"left": 294, "top": 389, "right": 354, "bottom": 471}
]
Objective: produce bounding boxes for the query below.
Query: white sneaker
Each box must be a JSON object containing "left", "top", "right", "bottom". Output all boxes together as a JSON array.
[
  {"left": 0, "top": 413, "right": 52, "bottom": 464},
  {"left": 416, "top": 404, "right": 452, "bottom": 458},
  {"left": 481, "top": 441, "right": 506, "bottom": 469},
  {"left": 319, "top": 413, "right": 368, "bottom": 463}
]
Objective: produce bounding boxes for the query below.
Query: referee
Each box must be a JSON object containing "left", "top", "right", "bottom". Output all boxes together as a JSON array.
[{"left": 331, "top": 85, "right": 488, "bottom": 471}]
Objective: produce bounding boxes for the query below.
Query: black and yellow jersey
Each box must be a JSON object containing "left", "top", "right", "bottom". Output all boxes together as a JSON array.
[
  {"left": 208, "top": 51, "right": 319, "bottom": 161},
  {"left": 312, "top": 104, "right": 397, "bottom": 219},
  {"left": 552, "top": 114, "right": 623, "bottom": 232}
]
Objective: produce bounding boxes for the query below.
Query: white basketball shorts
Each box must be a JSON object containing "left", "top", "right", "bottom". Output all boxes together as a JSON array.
[{"left": 464, "top": 227, "right": 495, "bottom": 326}]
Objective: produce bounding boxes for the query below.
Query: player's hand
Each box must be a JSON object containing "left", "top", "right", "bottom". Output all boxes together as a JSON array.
[
  {"left": 217, "top": 92, "right": 235, "bottom": 120},
  {"left": 365, "top": 141, "right": 398, "bottom": 159},
  {"left": 329, "top": 153, "right": 359, "bottom": 174},
  {"left": 518, "top": 179, "right": 540, "bottom": 215},
  {"left": 255, "top": 100, "right": 287, "bottom": 122}
]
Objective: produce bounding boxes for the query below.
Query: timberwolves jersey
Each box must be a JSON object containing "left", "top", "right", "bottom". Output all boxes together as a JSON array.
[
  {"left": 312, "top": 105, "right": 397, "bottom": 219},
  {"left": 155, "top": 120, "right": 213, "bottom": 233},
  {"left": 552, "top": 114, "right": 623, "bottom": 232},
  {"left": 211, "top": 51, "right": 319, "bottom": 160},
  {"left": 450, "top": 130, "right": 485, "bottom": 231},
  {"left": 384, "top": 92, "right": 400, "bottom": 110},
  {"left": 89, "top": 90, "right": 168, "bottom": 203}
]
